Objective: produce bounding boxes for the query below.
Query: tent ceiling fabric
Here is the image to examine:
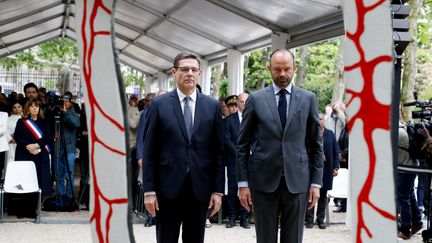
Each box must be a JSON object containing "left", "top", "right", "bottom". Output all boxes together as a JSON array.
[{"left": 0, "top": 0, "right": 344, "bottom": 76}]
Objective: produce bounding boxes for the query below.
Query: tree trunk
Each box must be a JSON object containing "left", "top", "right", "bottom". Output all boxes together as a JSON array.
[
  {"left": 212, "top": 63, "right": 223, "bottom": 98},
  {"left": 296, "top": 45, "right": 308, "bottom": 86},
  {"left": 331, "top": 37, "right": 345, "bottom": 104},
  {"left": 401, "top": 0, "right": 422, "bottom": 121}
]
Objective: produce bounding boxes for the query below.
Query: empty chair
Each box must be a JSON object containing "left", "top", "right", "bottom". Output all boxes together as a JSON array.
[
  {"left": 0, "top": 161, "right": 41, "bottom": 223},
  {"left": 326, "top": 168, "right": 349, "bottom": 226}
]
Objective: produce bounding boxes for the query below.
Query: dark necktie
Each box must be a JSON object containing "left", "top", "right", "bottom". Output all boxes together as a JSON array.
[
  {"left": 278, "top": 89, "right": 288, "bottom": 130},
  {"left": 184, "top": 96, "right": 193, "bottom": 140}
]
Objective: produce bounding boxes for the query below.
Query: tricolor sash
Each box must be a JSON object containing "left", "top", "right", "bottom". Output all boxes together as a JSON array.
[{"left": 22, "top": 118, "right": 52, "bottom": 164}]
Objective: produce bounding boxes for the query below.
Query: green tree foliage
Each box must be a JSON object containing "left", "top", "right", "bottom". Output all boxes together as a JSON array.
[
  {"left": 244, "top": 47, "right": 271, "bottom": 93},
  {"left": 0, "top": 37, "right": 78, "bottom": 70}
]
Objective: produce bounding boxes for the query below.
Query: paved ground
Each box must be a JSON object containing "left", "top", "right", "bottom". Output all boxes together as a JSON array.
[{"left": 0, "top": 204, "right": 425, "bottom": 242}]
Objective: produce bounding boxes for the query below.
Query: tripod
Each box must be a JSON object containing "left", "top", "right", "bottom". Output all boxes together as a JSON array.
[{"left": 53, "top": 114, "right": 77, "bottom": 211}]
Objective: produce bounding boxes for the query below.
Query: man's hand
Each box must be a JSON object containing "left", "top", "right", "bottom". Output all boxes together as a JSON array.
[
  {"left": 333, "top": 168, "right": 339, "bottom": 177},
  {"left": 137, "top": 159, "right": 142, "bottom": 167},
  {"left": 238, "top": 187, "right": 252, "bottom": 212},
  {"left": 419, "top": 124, "right": 431, "bottom": 139},
  {"left": 308, "top": 187, "right": 320, "bottom": 209},
  {"left": 144, "top": 194, "right": 159, "bottom": 217},
  {"left": 208, "top": 193, "right": 222, "bottom": 217}
]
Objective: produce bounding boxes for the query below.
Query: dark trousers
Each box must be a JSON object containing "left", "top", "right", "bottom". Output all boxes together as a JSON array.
[
  {"left": 226, "top": 164, "right": 248, "bottom": 220},
  {"left": 156, "top": 174, "right": 208, "bottom": 243},
  {"left": 397, "top": 172, "right": 422, "bottom": 235},
  {"left": 130, "top": 148, "right": 138, "bottom": 210},
  {"left": 306, "top": 188, "right": 328, "bottom": 223},
  {"left": 252, "top": 178, "right": 307, "bottom": 243}
]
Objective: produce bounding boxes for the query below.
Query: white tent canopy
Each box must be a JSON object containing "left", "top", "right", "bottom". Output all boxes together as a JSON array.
[{"left": 0, "top": 0, "right": 344, "bottom": 78}]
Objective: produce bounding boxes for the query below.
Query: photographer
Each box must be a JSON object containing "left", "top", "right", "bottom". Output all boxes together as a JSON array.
[
  {"left": 55, "top": 94, "right": 80, "bottom": 200},
  {"left": 397, "top": 113, "right": 423, "bottom": 240}
]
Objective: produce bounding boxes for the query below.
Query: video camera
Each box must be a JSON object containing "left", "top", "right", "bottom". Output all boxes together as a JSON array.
[
  {"left": 404, "top": 92, "right": 432, "bottom": 160},
  {"left": 403, "top": 91, "right": 432, "bottom": 119}
]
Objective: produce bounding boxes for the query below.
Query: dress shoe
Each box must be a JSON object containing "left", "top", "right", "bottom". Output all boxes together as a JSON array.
[
  {"left": 205, "top": 219, "right": 212, "bottom": 228},
  {"left": 317, "top": 222, "right": 327, "bottom": 230},
  {"left": 305, "top": 222, "right": 313, "bottom": 229},
  {"left": 240, "top": 218, "right": 251, "bottom": 229},
  {"left": 333, "top": 206, "right": 346, "bottom": 213},
  {"left": 412, "top": 224, "right": 423, "bottom": 235},
  {"left": 226, "top": 219, "right": 235, "bottom": 228},
  {"left": 398, "top": 231, "right": 410, "bottom": 240}
]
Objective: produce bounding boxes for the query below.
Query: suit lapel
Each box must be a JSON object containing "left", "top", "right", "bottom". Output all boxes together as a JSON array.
[
  {"left": 285, "top": 85, "right": 300, "bottom": 130},
  {"left": 171, "top": 91, "right": 189, "bottom": 142},
  {"left": 264, "top": 86, "right": 282, "bottom": 131},
  {"left": 191, "top": 92, "right": 203, "bottom": 142}
]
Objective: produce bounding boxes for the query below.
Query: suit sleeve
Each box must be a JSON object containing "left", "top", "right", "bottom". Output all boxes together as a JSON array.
[
  {"left": 214, "top": 104, "right": 225, "bottom": 194},
  {"left": 332, "top": 131, "right": 340, "bottom": 169},
  {"left": 236, "top": 94, "right": 257, "bottom": 183},
  {"left": 142, "top": 100, "right": 159, "bottom": 193},
  {"left": 224, "top": 117, "right": 236, "bottom": 158},
  {"left": 306, "top": 93, "right": 324, "bottom": 186},
  {"left": 136, "top": 112, "right": 146, "bottom": 160}
]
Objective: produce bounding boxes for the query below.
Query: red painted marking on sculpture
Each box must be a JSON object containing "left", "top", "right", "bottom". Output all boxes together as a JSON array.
[
  {"left": 80, "top": 1, "right": 127, "bottom": 242},
  {"left": 344, "top": 1, "right": 396, "bottom": 242}
]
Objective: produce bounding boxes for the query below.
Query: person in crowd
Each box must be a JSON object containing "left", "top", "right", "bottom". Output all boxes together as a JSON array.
[
  {"left": 333, "top": 118, "right": 349, "bottom": 213},
  {"left": 143, "top": 93, "right": 155, "bottom": 114},
  {"left": 0, "top": 93, "right": 9, "bottom": 112},
  {"left": 143, "top": 52, "right": 225, "bottom": 243},
  {"left": 5, "top": 101, "right": 22, "bottom": 169},
  {"left": 23, "top": 82, "right": 39, "bottom": 100},
  {"left": 55, "top": 93, "right": 80, "bottom": 200},
  {"left": 225, "top": 95, "right": 238, "bottom": 115},
  {"left": 78, "top": 103, "right": 90, "bottom": 209},
  {"left": 397, "top": 113, "right": 423, "bottom": 240},
  {"left": 325, "top": 104, "right": 333, "bottom": 117},
  {"left": 136, "top": 90, "right": 166, "bottom": 227},
  {"left": 236, "top": 49, "right": 323, "bottom": 243},
  {"left": 324, "top": 101, "right": 346, "bottom": 141},
  {"left": 0, "top": 109, "right": 9, "bottom": 180},
  {"left": 305, "top": 114, "right": 339, "bottom": 229},
  {"left": 14, "top": 98, "right": 52, "bottom": 196},
  {"left": 219, "top": 97, "right": 229, "bottom": 118},
  {"left": 224, "top": 92, "right": 250, "bottom": 229},
  {"left": 127, "top": 94, "right": 140, "bottom": 212}
]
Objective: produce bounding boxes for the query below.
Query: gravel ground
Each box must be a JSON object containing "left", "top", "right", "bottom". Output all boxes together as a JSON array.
[{"left": 0, "top": 204, "right": 424, "bottom": 242}]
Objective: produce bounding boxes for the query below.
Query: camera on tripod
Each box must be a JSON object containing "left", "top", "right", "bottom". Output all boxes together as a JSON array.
[{"left": 403, "top": 92, "right": 432, "bottom": 160}]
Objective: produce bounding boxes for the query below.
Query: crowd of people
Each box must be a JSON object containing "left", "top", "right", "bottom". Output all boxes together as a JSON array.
[{"left": 2, "top": 49, "right": 431, "bottom": 243}]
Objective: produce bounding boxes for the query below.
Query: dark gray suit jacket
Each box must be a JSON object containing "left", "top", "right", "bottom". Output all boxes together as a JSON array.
[{"left": 236, "top": 85, "right": 323, "bottom": 194}]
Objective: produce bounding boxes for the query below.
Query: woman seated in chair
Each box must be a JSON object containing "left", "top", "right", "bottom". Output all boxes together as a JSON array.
[{"left": 14, "top": 98, "right": 52, "bottom": 197}]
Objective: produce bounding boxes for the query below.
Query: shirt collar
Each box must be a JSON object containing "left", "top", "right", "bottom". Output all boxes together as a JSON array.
[
  {"left": 177, "top": 88, "right": 197, "bottom": 103},
  {"left": 273, "top": 82, "right": 292, "bottom": 95}
]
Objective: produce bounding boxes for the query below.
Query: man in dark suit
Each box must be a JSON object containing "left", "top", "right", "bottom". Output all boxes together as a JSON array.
[
  {"left": 142, "top": 53, "right": 225, "bottom": 243},
  {"left": 305, "top": 114, "right": 339, "bottom": 229},
  {"left": 236, "top": 49, "right": 323, "bottom": 243},
  {"left": 224, "top": 93, "right": 250, "bottom": 229}
]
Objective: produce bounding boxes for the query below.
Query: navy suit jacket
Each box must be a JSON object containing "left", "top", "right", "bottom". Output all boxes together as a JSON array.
[
  {"left": 142, "top": 90, "right": 225, "bottom": 202},
  {"left": 322, "top": 128, "right": 340, "bottom": 190},
  {"left": 136, "top": 109, "right": 147, "bottom": 160},
  {"left": 224, "top": 112, "right": 240, "bottom": 166}
]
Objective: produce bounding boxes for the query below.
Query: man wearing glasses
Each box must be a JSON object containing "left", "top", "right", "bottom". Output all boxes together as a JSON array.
[{"left": 142, "top": 53, "right": 225, "bottom": 243}]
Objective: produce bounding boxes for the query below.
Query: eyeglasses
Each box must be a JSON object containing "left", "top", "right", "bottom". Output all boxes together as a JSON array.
[{"left": 177, "top": 66, "right": 200, "bottom": 73}]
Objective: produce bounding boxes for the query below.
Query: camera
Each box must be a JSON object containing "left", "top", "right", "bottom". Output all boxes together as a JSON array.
[
  {"left": 404, "top": 92, "right": 432, "bottom": 160},
  {"left": 403, "top": 92, "right": 432, "bottom": 120}
]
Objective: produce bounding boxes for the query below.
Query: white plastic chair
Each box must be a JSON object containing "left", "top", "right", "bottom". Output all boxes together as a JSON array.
[
  {"left": 0, "top": 161, "right": 42, "bottom": 223},
  {"left": 326, "top": 168, "right": 348, "bottom": 226}
]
